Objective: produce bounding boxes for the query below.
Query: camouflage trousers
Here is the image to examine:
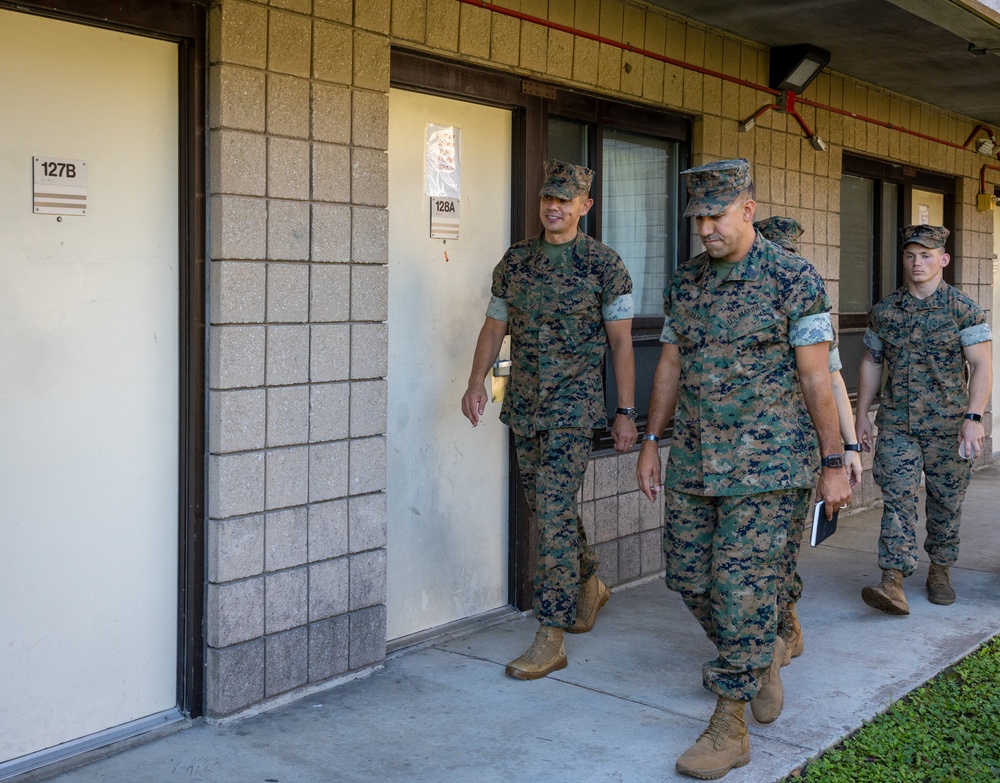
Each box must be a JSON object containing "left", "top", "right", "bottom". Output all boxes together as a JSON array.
[
  {"left": 663, "top": 487, "right": 810, "bottom": 701},
  {"left": 873, "top": 429, "right": 972, "bottom": 576},
  {"left": 778, "top": 490, "right": 816, "bottom": 607},
  {"left": 514, "top": 428, "right": 597, "bottom": 629}
]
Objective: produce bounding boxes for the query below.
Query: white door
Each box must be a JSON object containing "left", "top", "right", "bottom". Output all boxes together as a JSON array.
[
  {"left": 0, "top": 10, "right": 180, "bottom": 767},
  {"left": 387, "top": 90, "right": 511, "bottom": 641}
]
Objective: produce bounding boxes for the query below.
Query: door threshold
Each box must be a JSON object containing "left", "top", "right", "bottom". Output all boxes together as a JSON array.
[
  {"left": 386, "top": 606, "right": 524, "bottom": 659},
  {"left": 0, "top": 709, "right": 187, "bottom": 782}
]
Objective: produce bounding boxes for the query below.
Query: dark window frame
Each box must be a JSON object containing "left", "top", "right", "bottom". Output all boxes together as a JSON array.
[{"left": 839, "top": 153, "right": 956, "bottom": 392}]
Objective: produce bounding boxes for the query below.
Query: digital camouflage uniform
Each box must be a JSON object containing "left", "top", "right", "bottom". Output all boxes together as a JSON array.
[
  {"left": 488, "top": 164, "right": 632, "bottom": 628},
  {"left": 661, "top": 167, "right": 832, "bottom": 701},
  {"left": 866, "top": 227, "right": 991, "bottom": 576}
]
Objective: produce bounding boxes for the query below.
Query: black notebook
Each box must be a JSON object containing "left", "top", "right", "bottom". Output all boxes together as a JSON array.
[{"left": 809, "top": 501, "right": 839, "bottom": 546}]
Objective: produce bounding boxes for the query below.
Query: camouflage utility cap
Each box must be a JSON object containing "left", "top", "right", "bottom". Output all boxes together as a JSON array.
[
  {"left": 681, "top": 158, "right": 752, "bottom": 217},
  {"left": 902, "top": 224, "right": 949, "bottom": 249},
  {"left": 755, "top": 216, "right": 804, "bottom": 252},
  {"left": 539, "top": 160, "right": 594, "bottom": 200}
]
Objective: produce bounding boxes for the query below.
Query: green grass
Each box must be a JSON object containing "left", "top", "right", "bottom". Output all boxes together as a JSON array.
[{"left": 783, "top": 634, "right": 1000, "bottom": 783}]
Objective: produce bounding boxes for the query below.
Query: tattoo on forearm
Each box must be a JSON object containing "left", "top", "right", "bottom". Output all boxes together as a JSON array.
[{"left": 865, "top": 348, "right": 884, "bottom": 364}]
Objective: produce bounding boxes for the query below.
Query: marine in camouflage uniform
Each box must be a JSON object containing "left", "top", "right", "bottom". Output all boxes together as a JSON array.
[
  {"left": 461, "top": 160, "right": 638, "bottom": 681},
  {"left": 755, "top": 216, "right": 863, "bottom": 665},
  {"left": 637, "top": 160, "right": 851, "bottom": 780},
  {"left": 855, "top": 224, "right": 992, "bottom": 615}
]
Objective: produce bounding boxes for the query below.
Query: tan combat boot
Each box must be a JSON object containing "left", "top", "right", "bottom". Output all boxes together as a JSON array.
[
  {"left": 568, "top": 574, "right": 611, "bottom": 634},
  {"left": 675, "top": 696, "right": 750, "bottom": 780},
  {"left": 750, "top": 635, "right": 785, "bottom": 724},
  {"left": 505, "top": 625, "right": 567, "bottom": 680},
  {"left": 861, "top": 568, "right": 909, "bottom": 615},
  {"left": 927, "top": 563, "right": 956, "bottom": 605},
  {"left": 777, "top": 602, "right": 804, "bottom": 666}
]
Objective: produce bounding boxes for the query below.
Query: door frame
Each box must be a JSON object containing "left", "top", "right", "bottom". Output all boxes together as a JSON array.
[
  {"left": 0, "top": 0, "right": 207, "bottom": 719},
  {"left": 391, "top": 49, "right": 534, "bottom": 610}
]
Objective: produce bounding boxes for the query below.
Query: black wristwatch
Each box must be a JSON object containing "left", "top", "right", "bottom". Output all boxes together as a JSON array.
[
  {"left": 821, "top": 454, "right": 845, "bottom": 469},
  {"left": 965, "top": 412, "right": 982, "bottom": 422},
  {"left": 843, "top": 443, "right": 862, "bottom": 452},
  {"left": 616, "top": 406, "right": 638, "bottom": 421}
]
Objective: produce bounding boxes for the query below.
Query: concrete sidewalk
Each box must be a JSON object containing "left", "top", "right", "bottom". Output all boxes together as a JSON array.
[{"left": 29, "top": 465, "right": 1000, "bottom": 783}]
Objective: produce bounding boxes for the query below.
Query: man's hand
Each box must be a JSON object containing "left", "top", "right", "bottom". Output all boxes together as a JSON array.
[
  {"left": 461, "top": 317, "right": 507, "bottom": 427},
  {"left": 461, "top": 384, "right": 489, "bottom": 427},
  {"left": 636, "top": 441, "right": 662, "bottom": 502},
  {"left": 856, "top": 416, "right": 874, "bottom": 453},
  {"left": 959, "top": 418, "right": 985, "bottom": 460},
  {"left": 817, "top": 467, "right": 852, "bottom": 518},
  {"left": 845, "top": 450, "right": 862, "bottom": 488},
  {"left": 611, "top": 414, "right": 638, "bottom": 453}
]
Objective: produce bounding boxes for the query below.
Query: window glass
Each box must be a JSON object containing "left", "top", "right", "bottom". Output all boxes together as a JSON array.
[
  {"left": 910, "top": 187, "right": 944, "bottom": 226},
  {"left": 547, "top": 117, "right": 591, "bottom": 236},
  {"left": 548, "top": 116, "right": 588, "bottom": 164},
  {"left": 839, "top": 174, "right": 874, "bottom": 314},
  {"left": 601, "top": 129, "right": 678, "bottom": 316}
]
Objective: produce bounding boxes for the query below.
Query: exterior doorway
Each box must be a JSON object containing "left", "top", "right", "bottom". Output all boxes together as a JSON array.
[
  {"left": 0, "top": 7, "right": 195, "bottom": 774},
  {"left": 386, "top": 88, "right": 512, "bottom": 643}
]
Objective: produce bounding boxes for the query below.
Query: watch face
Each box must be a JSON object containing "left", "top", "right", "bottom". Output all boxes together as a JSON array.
[{"left": 823, "top": 455, "right": 844, "bottom": 468}]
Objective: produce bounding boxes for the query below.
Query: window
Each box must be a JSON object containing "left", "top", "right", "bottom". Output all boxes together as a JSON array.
[
  {"left": 839, "top": 154, "right": 955, "bottom": 392},
  {"left": 602, "top": 129, "right": 679, "bottom": 316},
  {"left": 546, "top": 99, "right": 688, "bottom": 444}
]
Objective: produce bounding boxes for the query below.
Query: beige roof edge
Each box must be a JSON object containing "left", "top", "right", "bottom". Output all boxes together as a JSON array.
[{"left": 888, "top": 0, "right": 1000, "bottom": 47}]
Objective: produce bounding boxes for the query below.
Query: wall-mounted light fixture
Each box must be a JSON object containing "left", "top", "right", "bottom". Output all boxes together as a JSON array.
[
  {"left": 768, "top": 44, "right": 832, "bottom": 93},
  {"left": 740, "top": 44, "right": 832, "bottom": 152},
  {"left": 962, "top": 125, "right": 999, "bottom": 157}
]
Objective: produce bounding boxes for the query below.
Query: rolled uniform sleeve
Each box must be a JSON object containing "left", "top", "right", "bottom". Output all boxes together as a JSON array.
[
  {"left": 788, "top": 312, "right": 833, "bottom": 347},
  {"left": 660, "top": 316, "right": 678, "bottom": 344},
  {"left": 603, "top": 293, "right": 634, "bottom": 321},
  {"left": 960, "top": 322, "right": 992, "bottom": 346},
  {"left": 828, "top": 344, "right": 842, "bottom": 373},
  {"left": 485, "top": 295, "right": 509, "bottom": 321}
]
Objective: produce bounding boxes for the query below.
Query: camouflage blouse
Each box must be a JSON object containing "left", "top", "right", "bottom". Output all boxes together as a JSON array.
[
  {"left": 661, "top": 234, "right": 832, "bottom": 496},
  {"left": 865, "top": 282, "right": 991, "bottom": 438},
  {"left": 490, "top": 231, "right": 632, "bottom": 436}
]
